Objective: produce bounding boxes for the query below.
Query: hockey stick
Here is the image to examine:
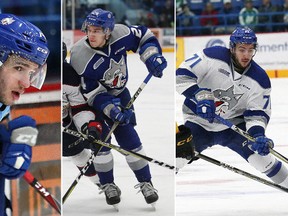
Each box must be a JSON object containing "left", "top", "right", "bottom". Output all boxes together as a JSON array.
[
  {"left": 63, "top": 128, "right": 177, "bottom": 172},
  {"left": 214, "top": 115, "right": 288, "bottom": 164},
  {"left": 105, "top": 73, "right": 153, "bottom": 140},
  {"left": 23, "top": 171, "right": 61, "bottom": 214},
  {"left": 196, "top": 152, "right": 288, "bottom": 193},
  {"left": 62, "top": 73, "right": 153, "bottom": 204}
]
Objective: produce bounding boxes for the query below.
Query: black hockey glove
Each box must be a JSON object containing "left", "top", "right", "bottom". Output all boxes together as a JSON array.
[
  {"left": 81, "top": 121, "right": 102, "bottom": 150},
  {"left": 176, "top": 125, "right": 195, "bottom": 160}
]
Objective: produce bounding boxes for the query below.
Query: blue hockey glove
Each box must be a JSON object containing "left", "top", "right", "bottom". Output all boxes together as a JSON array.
[
  {"left": 0, "top": 116, "right": 38, "bottom": 179},
  {"left": 194, "top": 88, "right": 215, "bottom": 123},
  {"left": 248, "top": 134, "right": 274, "bottom": 156},
  {"left": 140, "top": 44, "right": 167, "bottom": 78},
  {"left": 102, "top": 98, "right": 133, "bottom": 125}
]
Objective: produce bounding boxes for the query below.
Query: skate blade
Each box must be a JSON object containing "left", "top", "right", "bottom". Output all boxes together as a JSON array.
[
  {"left": 112, "top": 204, "right": 119, "bottom": 212},
  {"left": 150, "top": 202, "right": 157, "bottom": 211}
]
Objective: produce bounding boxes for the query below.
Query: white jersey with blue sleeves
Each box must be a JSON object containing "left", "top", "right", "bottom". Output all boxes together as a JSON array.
[{"left": 176, "top": 46, "right": 271, "bottom": 132}]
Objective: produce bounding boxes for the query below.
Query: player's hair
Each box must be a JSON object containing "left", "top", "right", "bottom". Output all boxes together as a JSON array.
[
  {"left": 229, "top": 27, "right": 258, "bottom": 49},
  {"left": 0, "top": 13, "right": 49, "bottom": 66},
  {"left": 81, "top": 8, "right": 115, "bottom": 34}
]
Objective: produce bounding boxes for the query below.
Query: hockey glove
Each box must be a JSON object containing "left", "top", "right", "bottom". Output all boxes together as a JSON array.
[
  {"left": 0, "top": 116, "right": 38, "bottom": 179},
  {"left": 139, "top": 44, "right": 167, "bottom": 78},
  {"left": 195, "top": 88, "right": 215, "bottom": 123},
  {"left": 102, "top": 98, "right": 133, "bottom": 125},
  {"left": 176, "top": 125, "right": 195, "bottom": 160},
  {"left": 81, "top": 121, "right": 102, "bottom": 150},
  {"left": 248, "top": 134, "right": 274, "bottom": 156}
]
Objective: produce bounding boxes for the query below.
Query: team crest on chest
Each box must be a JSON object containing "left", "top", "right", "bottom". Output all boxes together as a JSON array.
[
  {"left": 213, "top": 86, "right": 243, "bottom": 114},
  {"left": 101, "top": 56, "right": 127, "bottom": 88}
]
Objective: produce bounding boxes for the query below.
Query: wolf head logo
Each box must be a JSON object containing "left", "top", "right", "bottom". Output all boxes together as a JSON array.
[{"left": 213, "top": 86, "right": 243, "bottom": 114}]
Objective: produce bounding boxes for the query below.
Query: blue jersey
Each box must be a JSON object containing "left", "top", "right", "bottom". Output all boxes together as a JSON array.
[
  {"left": 70, "top": 24, "right": 161, "bottom": 110},
  {"left": 176, "top": 46, "right": 271, "bottom": 133}
]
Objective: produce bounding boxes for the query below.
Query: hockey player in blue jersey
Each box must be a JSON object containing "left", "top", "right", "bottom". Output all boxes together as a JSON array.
[
  {"left": 0, "top": 14, "right": 49, "bottom": 214},
  {"left": 176, "top": 27, "right": 288, "bottom": 187},
  {"left": 70, "top": 8, "right": 167, "bottom": 207}
]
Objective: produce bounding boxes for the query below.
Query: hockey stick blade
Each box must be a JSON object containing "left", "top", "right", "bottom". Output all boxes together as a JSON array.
[
  {"left": 64, "top": 128, "right": 177, "bottom": 172},
  {"left": 214, "top": 115, "right": 288, "bottom": 164},
  {"left": 197, "top": 153, "right": 288, "bottom": 193},
  {"left": 23, "top": 171, "right": 61, "bottom": 214}
]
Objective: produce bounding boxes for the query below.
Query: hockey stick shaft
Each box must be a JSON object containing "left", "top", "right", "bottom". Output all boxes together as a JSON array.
[
  {"left": 23, "top": 171, "right": 61, "bottom": 214},
  {"left": 62, "top": 73, "right": 153, "bottom": 203},
  {"left": 214, "top": 115, "right": 288, "bottom": 164},
  {"left": 105, "top": 73, "right": 153, "bottom": 140},
  {"left": 64, "top": 128, "right": 177, "bottom": 172},
  {"left": 197, "top": 153, "right": 288, "bottom": 193},
  {"left": 62, "top": 143, "right": 101, "bottom": 204}
]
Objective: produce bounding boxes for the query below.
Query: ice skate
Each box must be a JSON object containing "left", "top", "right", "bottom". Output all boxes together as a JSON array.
[
  {"left": 99, "top": 183, "right": 121, "bottom": 210},
  {"left": 135, "top": 181, "right": 158, "bottom": 208}
]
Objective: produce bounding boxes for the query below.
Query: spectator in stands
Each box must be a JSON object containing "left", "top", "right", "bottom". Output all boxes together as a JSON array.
[
  {"left": 214, "top": 0, "right": 239, "bottom": 34},
  {"left": 139, "top": 11, "right": 158, "bottom": 27},
  {"left": 258, "top": 0, "right": 280, "bottom": 32},
  {"left": 200, "top": 2, "right": 219, "bottom": 35},
  {"left": 158, "top": 0, "right": 174, "bottom": 27},
  {"left": 239, "top": 0, "right": 259, "bottom": 30},
  {"left": 120, "top": 15, "right": 132, "bottom": 26},
  {"left": 279, "top": 0, "right": 288, "bottom": 31},
  {"left": 177, "top": 3, "right": 196, "bottom": 35}
]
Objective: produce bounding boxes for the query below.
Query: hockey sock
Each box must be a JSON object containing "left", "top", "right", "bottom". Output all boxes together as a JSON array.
[
  {"left": 71, "top": 149, "right": 99, "bottom": 184},
  {"left": 125, "top": 146, "right": 152, "bottom": 182},
  {"left": 94, "top": 151, "right": 114, "bottom": 185},
  {"left": 248, "top": 153, "right": 288, "bottom": 187}
]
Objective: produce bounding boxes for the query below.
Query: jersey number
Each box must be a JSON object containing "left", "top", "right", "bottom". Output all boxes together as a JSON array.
[
  {"left": 263, "top": 95, "right": 270, "bottom": 109},
  {"left": 130, "top": 27, "right": 142, "bottom": 38},
  {"left": 185, "top": 54, "right": 202, "bottom": 68}
]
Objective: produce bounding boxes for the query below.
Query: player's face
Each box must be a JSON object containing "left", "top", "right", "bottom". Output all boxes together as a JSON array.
[
  {"left": 0, "top": 54, "right": 38, "bottom": 105},
  {"left": 87, "top": 26, "right": 106, "bottom": 48},
  {"left": 233, "top": 44, "right": 256, "bottom": 68}
]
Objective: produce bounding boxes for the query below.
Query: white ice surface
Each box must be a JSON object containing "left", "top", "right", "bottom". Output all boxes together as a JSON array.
[
  {"left": 62, "top": 53, "right": 175, "bottom": 215},
  {"left": 176, "top": 78, "right": 288, "bottom": 216}
]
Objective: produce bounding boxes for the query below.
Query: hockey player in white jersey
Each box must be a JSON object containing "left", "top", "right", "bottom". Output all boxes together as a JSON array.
[
  {"left": 62, "top": 42, "right": 102, "bottom": 188},
  {"left": 70, "top": 8, "right": 167, "bottom": 207},
  {"left": 176, "top": 27, "right": 288, "bottom": 187}
]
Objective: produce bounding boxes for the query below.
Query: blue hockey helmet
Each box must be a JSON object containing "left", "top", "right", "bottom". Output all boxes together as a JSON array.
[
  {"left": 229, "top": 27, "right": 258, "bottom": 49},
  {"left": 0, "top": 14, "right": 50, "bottom": 89},
  {"left": 82, "top": 8, "right": 115, "bottom": 34}
]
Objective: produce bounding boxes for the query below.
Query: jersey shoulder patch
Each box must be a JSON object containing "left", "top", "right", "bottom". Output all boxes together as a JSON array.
[
  {"left": 70, "top": 37, "right": 95, "bottom": 75},
  {"left": 110, "top": 24, "right": 130, "bottom": 45}
]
